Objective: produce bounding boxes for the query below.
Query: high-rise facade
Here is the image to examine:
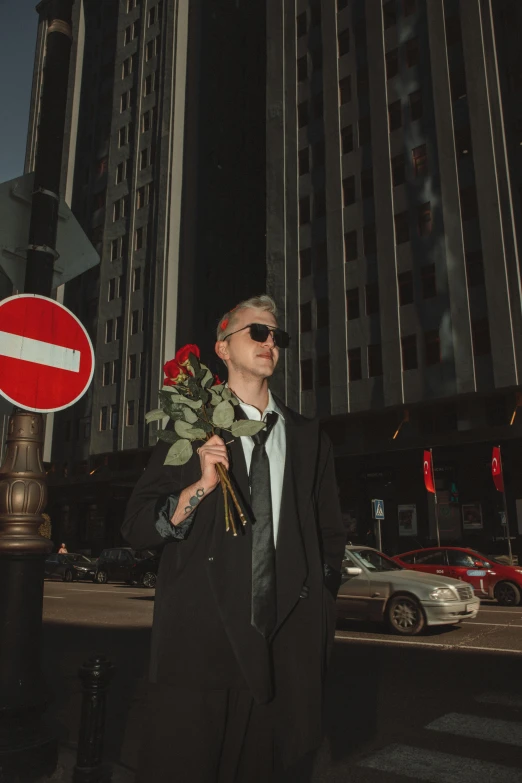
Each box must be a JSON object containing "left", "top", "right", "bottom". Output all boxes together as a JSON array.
[{"left": 266, "top": 0, "right": 522, "bottom": 554}]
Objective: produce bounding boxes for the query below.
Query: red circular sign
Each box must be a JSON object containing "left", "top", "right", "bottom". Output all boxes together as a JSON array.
[{"left": 0, "top": 294, "right": 94, "bottom": 413}]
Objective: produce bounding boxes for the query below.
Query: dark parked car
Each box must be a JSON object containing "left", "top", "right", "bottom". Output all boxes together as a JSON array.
[
  {"left": 45, "top": 553, "right": 96, "bottom": 582},
  {"left": 94, "top": 547, "right": 159, "bottom": 588}
]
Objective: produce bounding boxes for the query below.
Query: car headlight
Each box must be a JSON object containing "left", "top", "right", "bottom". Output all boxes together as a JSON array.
[
  {"left": 429, "top": 587, "right": 457, "bottom": 601},
  {"left": 74, "top": 566, "right": 88, "bottom": 571}
]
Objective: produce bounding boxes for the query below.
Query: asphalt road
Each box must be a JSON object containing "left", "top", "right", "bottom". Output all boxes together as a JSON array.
[{"left": 42, "top": 580, "right": 522, "bottom": 782}]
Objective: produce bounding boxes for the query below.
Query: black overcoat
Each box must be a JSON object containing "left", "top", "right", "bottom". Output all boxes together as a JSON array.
[{"left": 122, "top": 397, "right": 345, "bottom": 767}]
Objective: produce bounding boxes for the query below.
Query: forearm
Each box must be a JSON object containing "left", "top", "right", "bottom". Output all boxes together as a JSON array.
[{"left": 170, "top": 480, "right": 213, "bottom": 526}]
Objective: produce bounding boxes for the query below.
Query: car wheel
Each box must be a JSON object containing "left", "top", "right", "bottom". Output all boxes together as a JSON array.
[
  {"left": 95, "top": 571, "right": 108, "bottom": 584},
  {"left": 141, "top": 571, "right": 157, "bottom": 589},
  {"left": 63, "top": 570, "right": 73, "bottom": 583},
  {"left": 386, "top": 594, "right": 425, "bottom": 636},
  {"left": 494, "top": 581, "right": 521, "bottom": 606}
]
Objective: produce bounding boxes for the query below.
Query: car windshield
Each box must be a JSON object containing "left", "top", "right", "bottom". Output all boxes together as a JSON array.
[
  {"left": 64, "top": 554, "right": 92, "bottom": 564},
  {"left": 469, "top": 550, "right": 503, "bottom": 566},
  {"left": 351, "top": 549, "right": 403, "bottom": 572}
]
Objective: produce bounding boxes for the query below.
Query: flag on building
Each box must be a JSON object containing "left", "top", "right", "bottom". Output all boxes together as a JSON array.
[
  {"left": 491, "top": 446, "right": 504, "bottom": 492},
  {"left": 423, "top": 450, "right": 435, "bottom": 494}
]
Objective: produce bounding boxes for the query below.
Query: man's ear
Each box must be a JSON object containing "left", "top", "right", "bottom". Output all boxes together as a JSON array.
[{"left": 215, "top": 340, "right": 228, "bottom": 364}]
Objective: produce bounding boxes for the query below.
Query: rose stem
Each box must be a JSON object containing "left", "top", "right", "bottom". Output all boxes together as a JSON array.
[
  {"left": 216, "top": 464, "right": 246, "bottom": 527},
  {"left": 223, "top": 478, "right": 230, "bottom": 533}
]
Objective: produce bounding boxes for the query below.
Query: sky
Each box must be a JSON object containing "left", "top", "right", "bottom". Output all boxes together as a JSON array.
[{"left": 0, "top": 0, "right": 39, "bottom": 183}]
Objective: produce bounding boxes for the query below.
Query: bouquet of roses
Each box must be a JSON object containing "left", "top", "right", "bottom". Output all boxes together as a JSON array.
[{"left": 145, "top": 344, "right": 266, "bottom": 535}]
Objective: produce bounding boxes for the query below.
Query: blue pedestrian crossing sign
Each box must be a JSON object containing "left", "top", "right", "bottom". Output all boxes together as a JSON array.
[{"left": 372, "top": 499, "right": 385, "bottom": 520}]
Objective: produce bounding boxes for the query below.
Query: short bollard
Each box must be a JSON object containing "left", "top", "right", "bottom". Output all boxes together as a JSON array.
[{"left": 72, "top": 655, "right": 115, "bottom": 783}]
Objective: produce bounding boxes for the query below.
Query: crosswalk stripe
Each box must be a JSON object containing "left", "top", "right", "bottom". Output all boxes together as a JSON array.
[
  {"left": 476, "top": 692, "right": 522, "bottom": 709},
  {"left": 426, "top": 712, "right": 522, "bottom": 747},
  {"left": 359, "top": 743, "right": 521, "bottom": 782}
]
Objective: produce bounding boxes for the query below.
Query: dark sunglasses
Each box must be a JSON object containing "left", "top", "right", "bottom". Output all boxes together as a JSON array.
[{"left": 223, "top": 323, "right": 290, "bottom": 349}]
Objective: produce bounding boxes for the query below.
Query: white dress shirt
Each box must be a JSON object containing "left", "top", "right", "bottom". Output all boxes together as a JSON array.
[{"left": 236, "top": 390, "right": 286, "bottom": 547}]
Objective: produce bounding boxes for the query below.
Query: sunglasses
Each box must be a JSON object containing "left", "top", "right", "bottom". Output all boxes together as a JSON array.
[{"left": 223, "top": 323, "right": 290, "bottom": 349}]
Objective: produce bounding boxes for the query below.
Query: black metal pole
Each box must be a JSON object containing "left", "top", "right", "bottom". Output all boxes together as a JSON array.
[
  {"left": 0, "top": 1, "right": 73, "bottom": 779},
  {"left": 73, "top": 656, "right": 115, "bottom": 783}
]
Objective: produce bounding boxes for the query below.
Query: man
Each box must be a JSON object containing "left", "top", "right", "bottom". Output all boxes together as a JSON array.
[{"left": 122, "top": 294, "right": 345, "bottom": 782}]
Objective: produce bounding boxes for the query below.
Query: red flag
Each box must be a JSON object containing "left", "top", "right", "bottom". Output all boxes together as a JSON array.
[
  {"left": 423, "top": 450, "right": 435, "bottom": 494},
  {"left": 492, "top": 446, "right": 504, "bottom": 492}
]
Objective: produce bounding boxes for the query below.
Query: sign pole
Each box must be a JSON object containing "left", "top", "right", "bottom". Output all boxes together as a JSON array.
[
  {"left": 431, "top": 449, "right": 441, "bottom": 547},
  {"left": 498, "top": 446, "right": 514, "bottom": 566},
  {"left": 372, "top": 499, "right": 385, "bottom": 552}
]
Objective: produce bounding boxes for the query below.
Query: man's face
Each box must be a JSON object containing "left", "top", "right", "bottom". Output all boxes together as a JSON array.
[{"left": 216, "top": 308, "right": 280, "bottom": 380}]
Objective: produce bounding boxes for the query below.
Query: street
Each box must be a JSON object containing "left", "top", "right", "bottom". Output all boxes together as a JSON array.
[{"left": 43, "top": 581, "right": 522, "bottom": 782}]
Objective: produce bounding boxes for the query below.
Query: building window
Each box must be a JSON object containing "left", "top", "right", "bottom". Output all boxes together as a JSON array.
[
  {"left": 346, "top": 288, "right": 360, "bottom": 320},
  {"left": 363, "top": 223, "right": 377, "bottom": 256},
  {"left": 117, "top": 274, "right": 125, "bottom": 298},
  {"left": 472, "top": 318, "right": 491, "bottom": 356},
  {"left": 338, "top": 29, "right": 350, "bottom": 57},
  {"left": 140, "top": 148, "right": 149, "bottom": 170},
  {"left": 361, "top": 167, "right": 373, "bottom": 199},
  {"left": 297, "top": 55, "right": 307, "bottom": 82},
  {"left": 425, "top": 330, "right": 440, "bottom": 365},
  {"left": 299, "top": 196, "right": 310, "bottom": 225},
  {"left": 110, "top": 404, "right": 118, "bottom": 430},
  {"left": 402, "top": 335, "right": 417, "bottom": 370},
  {"left": 127, "top": 0, "right": 137, "bottom": 11},
  {"left": 132, "top": 267, "right": 142, "bottom": 291},
  {"left": 146, "top": 39, "right": 155, "bottom": 61},
  {"left": 113, "top": 200, "right": 121, "bottom": 222},
  {"left": 392, "top": 154, "right": 405, "bottom": 187},
  {"left": 301, "top": 359, "right": 313, "bottom": 391},
  {"left": 148, "top": 5, "right": 157, "bottom": 25},
  {"left": 395, "top": 211, "right": 410, "bottom": 244},
  {"left": 135, "top": 226, "right": 144, "bottom": 250},
  {"left": 118, "top": 125, "right": 128, "bottom": 147},
  {"left": 339, "top": 76, "right": 351, "bottom": 105},
  {"left": 115, "top": 161, "right": 124, "bottom": 184},
  {"left": 106, "top": 319, "right": 113, "bottom": 343},
  {"left": 300, "top": 302, "right": 312, "bottom": 333},
  {"left": 137, "top": 186, "right": 145, "bottom": 209},
  {"left": 421, "top": 264, "right": 436, "bottom": 298},
  {"left": 405, "top": 37, "right": 419, "bottom": 68},
  {"left": 314, "top": 190, "right": 326, "bottom": 219},
  {"left": 386, "top": 49, "right": 399, "bottom": 79},
  {"left": 120, "top": 91, "right": 129, "bottom": 112},
  {"left": 383, "top": 1, "right": 396, "bottom": 28},
  {"left": 344, "top": 230, "right": 357, "bottom": 262},
  {"left": 313, "top": 141, "right": 325, "bottom": 168},
  {"left": 122, "top": 57, "right": 132, "bottom": 78},
  {"left": 102, "top": 362, "right": 110, "bottom": 386},
  {"left": 343, "top": 175, "right": 355, "bottom": 206},
  {"left": 111, "top": 358, "right": 120, "bottom": 383},
  {"left": 348, "top": 348, "right": 362, "bottom": 381},
  {"left": 388, "top": 100, "right": 402, "bottom": 131},
  {"left": 144, "top": 72, "right": 155, "bottom": 96},
  {"left": 131, "top": 310, "right": 139, "bottom": 334},
  {"left": 418, "top": 203, "right": 432, "bottom": 237},
  {"left": 318, "top": 355, "right": 330, "bottom": 387},
  {"left": 368, "top": 344, "right": 383, "bottom": 377},
  {"left": 365, "top": 283, "right": 380, "bottom": 315},
  {"left": 128, "top": 353, "right": 137, "bottom": 379},
  {"left": 412, "top": 144, "right": 428, "bottom": 177},
  {"left": 298, "top": 101, "right": 308, "bottom": 128},
  {"left": 110, "top": 238, "right": 120, "bottom": 261},
  {"left": 126, "top": 400, "right": 135, "bottom": 426},
  {"left": 358, "top": 116, "right": 371, "bottom": 146},
  {"left": 398, "top": 271, "right": 414, "bottom": 305},
  {"left": 460, "top": 186, "right": 478, "bottom": 221},
  {"left": 108, "top": 278, "right": 116, "bottom": 301},
  {"left": 317, "top": 298, "right": 329, "bottom": 329},
  {"left": 100, "top": 406, "right": 108, "bottom": 431},
  {"left": 115, "top": 316, "right": 123, "bottom": 340},
  {"left": 466, "top": 250, "right": 484, "bottom": 287},
  {"left": 409, "top": 90, "right": 422, "bottom": 121},
  {"left": 296, "top": 11, "right": 307, "bottom": 37},
  {"left": 300, "top": 248, "right": 312, "bottom": 278},
  {"left": 341, "top": 125, "right": 353, "bottom": 155}
]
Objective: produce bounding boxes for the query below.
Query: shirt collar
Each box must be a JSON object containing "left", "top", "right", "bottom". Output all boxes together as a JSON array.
[{"left": 227, "top": 386, "right": 284, "bottom": 422}]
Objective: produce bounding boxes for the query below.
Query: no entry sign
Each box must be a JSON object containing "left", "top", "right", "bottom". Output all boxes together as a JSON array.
[{"left": 0, "top": 294, "right": 94, "bottom": 413}]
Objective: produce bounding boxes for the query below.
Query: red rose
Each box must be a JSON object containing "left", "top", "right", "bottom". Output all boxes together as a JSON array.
[
  {"left": 163, "top": 359, "right": 187, "bottom": 386},
  {"left": 213, "top": 374, "right": 223, "bottom": 386},
  {"left": 175, "top": 344, "right": 200, "bottom": 367}
]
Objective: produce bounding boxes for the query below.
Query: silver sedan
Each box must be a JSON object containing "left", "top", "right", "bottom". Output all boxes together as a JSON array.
[{"left": 337, "top": 546, "right": 480, "bottom": 635}]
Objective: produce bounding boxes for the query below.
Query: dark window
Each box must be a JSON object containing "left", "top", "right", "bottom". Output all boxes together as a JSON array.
[
  {"left": 421, "top": 264, "right": 436, "bottom": 298},
  {"left": 368, "top": 344, "right": 383, "bottom": 377},
  {"left": 344, "top": 230, "right": 358, "bottom": 261},
  {"left": 313, "top": 92, "right": 323, "bottom": 119},
  {"left": 297, "top": 55, "right": 307, "bottom": 82},
  {"left": 363, "top": 223, "right": 377, "bottom": 256},
  {"left": 317, "top": 298, "right": 329, "bottom": 329},
  {"left": 348, "top": 348, "right": 362, "bottom": 381},
  {"left": 100, "top": 407, "right": 108, "bottom": 431},
  {"left": 415, "top": 549, "right": 446, "bottom": 566},
  {"left": 299, "top": 147, "right": 309, "bottom": 175},
  {"left": 341, "top": 125, "right": 353, "bottom": 154},
  {"left": 338, "top": 28, "right": 350, "bottom": 57},
  {"left": 132, "top": 266, "right": 141, "bottom": 291},
  {"left": 148, "top": 5, "right": 156, "bottom": 25},
  {"left": 455, "top": 126, "right": 472, "bottom": 159},
  {"left": 343, "top": 175, "right": 356, "bottom": 206},
  {"left": 460, "top": 186, "right": 478, "bottom": 221},
  {"left": 388, "top": 100, "right": 402, "bottom": 131},
  {"left": 358, "top": 116, "right": 371, "bottom": 146},
  {"left": 102, "top": 362, "right": 110, "bottom": 386},
  {"left": 398, "top": 271, "right": 414, "bottom": 305},
  {"left": 298, "top": 101, "right": 308, "bottom": 128},
  {"left": 383, "top": 1, "right": 396, "bottom": 28},
  {"left": 386, "top": 49, "right": 399, "bottom": 79},
  {"left": 137, "top": 186, "right": 145, "bottom": 209},
  {"left": 405, "top": 37, "right": 419, "bottom": 67},
  {"left": 318, "top": 355, "right": 330, "bottom": 387},
  {"left": 401, "top": 335, "right": 417, "bottom": 370},
  {"left": 425, "top": 330, "right": 440, "bottom": 365},
  {"left": 339, "top": 76, "right": 351, "bottom": 104},
  {"left": 313, "top": 140, "right": 325, "bottom": 168},
  {"left": 409, "top": 90, "right": 423, "bottom": 121},
  {"left": 144, "top": 73, "right": 155, "bottom": 96},
  {"left": 361, "top": 167, "right": 374, "bottom": 199},
  {"left": 314, "top": 189, "right": 326, "bottom": 219},
  {"left": 403, "top": 0, "right": 416, "bottom": 16},
  {"left": 311, "top": 46, "right": 322, "bottom": 71},
  {"left": 108, "top": 278, "right": 116, "bottom": 301},
  {"left": 128, "top": 354, "right": 137, "bottom": 379},
  {"left": 447, "top": 550, "right": 476, "bottom": 567},
  {"left": 450, "top": 64, "right": 467, "bottom": 101},
  {"left": 140, "top": 148, "right": 148, "bottom": 169},
  {"left": 392, "top": 154, "right": 405, "bottom": 186},
  {"left": 135, "top": 226, "right": 144, "bottom": 249},
  {"left": 301, "top": 359, "right": 313, "bottom": 391},
  {"left": 126, "top": 400, "right": 135, "bottom": 426},
  {"left": 357, "top": 67, "right": 369, "bottom": 96},
  {"left": 412, "top": 144, "right": 428, "bottom": 177},
  {"left": 300, "top": 302, "right": 312, "bottom": 333},
  {"left": 106, "top": 319, "right": 113, "bottom": 343},
  {"left": 465, "top": 250, "right": 484, "bottom": 287},
  {"left": 418, "top": 202, "right": 432, "bottom": 237},
  {"left": 445, "top": 14, "right": 462, "bottom": 46},
  {"left": 296, "top": 12, "right": 307, "bottom": 37},
  {"left": 115, "top": 316, "right": 123, "bottom": 340},
  {"left": 310, "top": 3, "right": 321, "bottom": 27},
  {"left": 131, "top": 310, "right": 139, "bottom": 335},
  {"left": 365, "top": 283, "right": 380, "bottom": 315},
  {"left": 110, "top": 404, "right": 118, "bottom": 430},
  {"left": 300, "top": 248, "right": 312, "bottom": 277},
  {"left": 346, "top": 288, "right": 360, "bottom": 320},
  {"left": 299, "top": 196, "right": 310, "bottom": 225},
  {"left": 472, "top": 318, "right": 491, "bottom": 356},
  {"left": 394, "top": 211, "right": 410, "bottom": 244}
]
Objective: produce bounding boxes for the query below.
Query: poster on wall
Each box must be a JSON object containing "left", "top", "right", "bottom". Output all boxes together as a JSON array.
[
  {"left": 398, "top": 504, "right": 417, "bottom": 537},
  {"left": 462, "top": 502, "right": 483, "bottom": 530}
]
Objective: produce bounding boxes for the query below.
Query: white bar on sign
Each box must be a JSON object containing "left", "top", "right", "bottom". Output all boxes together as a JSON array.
[{"left": 0, "top": 331, "right": 80, "bottom": 373}]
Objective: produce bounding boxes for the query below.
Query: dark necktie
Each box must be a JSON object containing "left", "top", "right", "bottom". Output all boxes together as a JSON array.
[{"left": 250, "top": 411, "right": 279, "bottom": 638}]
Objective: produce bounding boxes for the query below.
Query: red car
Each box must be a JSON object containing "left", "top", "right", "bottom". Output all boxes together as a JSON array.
[{"left": 393, "top": 547, "right": 522, "bottom": 606}]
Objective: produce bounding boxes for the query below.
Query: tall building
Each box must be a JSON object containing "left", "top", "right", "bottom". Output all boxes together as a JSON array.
[
  {"left": 266, "top": 0, "right": 522, "bottom": 555},
  {"left": 25, "top": 0, "right": 266, "bottom": 551}
]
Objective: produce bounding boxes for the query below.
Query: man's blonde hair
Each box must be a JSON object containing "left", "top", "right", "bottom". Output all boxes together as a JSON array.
[{"left": 216, "top": 295, "right": 278, "bottom": 341}]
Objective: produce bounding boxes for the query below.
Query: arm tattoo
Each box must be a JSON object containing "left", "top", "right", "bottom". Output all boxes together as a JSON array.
[{"left": 184, "top": 487, "right": 205, "bottom": 515}]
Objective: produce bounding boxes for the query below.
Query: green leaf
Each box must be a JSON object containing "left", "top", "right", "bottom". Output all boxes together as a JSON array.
[
  {"left": 174, "top": 420, "right": 207, "bottom": 441},
  {"left": 202, "top": 369, "right": 214, "bottom": 388},
  {"left": 164, "top": 439, "right": 193, "bottom": 466},
  {"left": 172, "top": 396, "right": 203, "bottom": 410},
  {"left": 211, "top": 384, "right": 224, "bottom": 393},
  {"left": 212, "top": 400, "right": 235, "bottom": 429},
  {"left": 145, "top": 408, "right": 166, "bottom": 424},
  {"left": 229, "top": 420, "right": 267, "bottom": 438},
  {"left": 209, "top": 390, "right": 222, "bottom": 406},
  {"left": 189, "top": 353, "right": 201, "bottom": 376},
  {"left": 222, "top": 388, "right": 233, "bottom": 401},
  {"left": 183, "top": 408, "right": 198, "bottom": 424},
  {"left": 157, "top": 429, "right": 179, "bottom": 444}
]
